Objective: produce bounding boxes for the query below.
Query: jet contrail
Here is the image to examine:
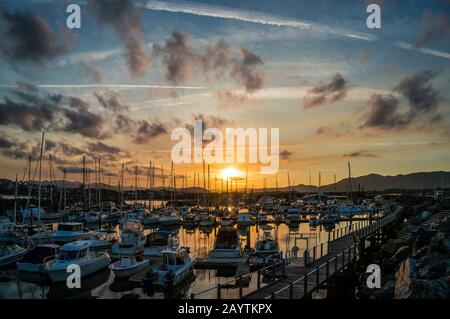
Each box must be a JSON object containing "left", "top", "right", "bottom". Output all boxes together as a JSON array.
[
  {"left": 145, "top": 0, "right": 450, "bottom": 60},
  {"left": 145, "top": 0, "right": 375, "bottom": 42},
  {"left": 0, "top": 84, "right": 205, "bottom": 90}
]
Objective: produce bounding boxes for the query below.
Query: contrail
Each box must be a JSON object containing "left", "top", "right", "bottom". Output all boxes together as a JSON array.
[
  {"left": 145, "top": 0, "right": 375, "bottom": 42},
  {"left": 0, "top": 84, "right": 205, "bottom": 90},
  {"left": 145, "top": 0, "right": 450, "bottom": 60}
]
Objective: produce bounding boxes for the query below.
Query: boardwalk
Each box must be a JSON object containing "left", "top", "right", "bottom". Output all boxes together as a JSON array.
[{"left": 245, "top": 208, "right": 402, "bottom": 299}]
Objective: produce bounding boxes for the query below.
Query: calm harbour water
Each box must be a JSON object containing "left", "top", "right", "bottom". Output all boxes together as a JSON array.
[{"left": 0, "top": 221, "right": 352, "bottom": 299}]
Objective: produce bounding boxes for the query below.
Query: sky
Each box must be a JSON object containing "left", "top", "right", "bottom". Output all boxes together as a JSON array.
[{"left": 0, "top": 0, "right": 449, "bottom": 189}]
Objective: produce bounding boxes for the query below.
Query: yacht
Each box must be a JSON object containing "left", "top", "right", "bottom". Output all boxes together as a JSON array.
[
  {"left": 144, "top": 246, "right": 195, "bottom": 287},
  {"left": 109, "top": 254, "right": 149, "bottom": 278},
  {"left": 110, "top": 221, "right": 146, "bottom": 259},
  {"left": 144, "top": 231, "right": 178, "bottom": 257},
  {"left": 254, "top": 230, "right": 281, "bottom": 263},
  {"left": 182, "top": 211, "right": 200, "bottom": 227},
  {"left": 45, "top": 241, "right": 111, "bottom": 283},
  {"left": 53, "top": 223, "right": 92, "bottom": 243},
  {"left": 159, "top": 210, "right": 181, "bottom": 226},
  {"left": 309, "top": 216, "right": 320, "bottom": 228},
  {"left": 0, "top": 243, "right": 27, "bottom": 268},
  {"left": 286, "top": 208, "right": 301, "bottom": 223},
  {"left": 237, "top": 208, "right": 252, "bottom": 226},
  {"left": 198, "top": 211, "right": 216, "bottom": 227},
  {"left": 18, "top": 244, "right": 59, "bottom": 278},
  {"left": 207, "top": 226, "right": 246, "bottom": 264},
  {"left": 143, "top": 211, "right": 161, "bottom": 225},
  {"left": 258, "top": 211, "right": 274, "bottom": 224}
]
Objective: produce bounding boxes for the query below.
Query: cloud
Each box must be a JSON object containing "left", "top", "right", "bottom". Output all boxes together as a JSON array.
[
  {"left": 0, "top": 6, "right": 71, "bottom": 62},
  {"left": 81, "top": 64, "right": 103, "bottom": 83},
  {"left": 134, "top": 120, "right": 168, "bottom": 144},
  {"left": 94, "top": 91, "right": 129, "bottom": 113},
  {"left": 414, "top": 10, "right": 450, "bottom": 49},
  {"left": 88, "top": 0, "right": 151, "bottom": 78},
  {"left": 361, "top": 94, "right": 404, "bottom": 129},
  {"left": 212, "top": 90, "right": 261, "bottom": 109},
  {"left": 152, "top": 31, "right": 265, "bottom": 93},
  {"left": 0, "top": 82, "right": 110, "bottom": 139},
  {"left": 303, "top": 73, "right": 347, "bottom": 108},
  {"left": 342, "top": 150, "right": 379, "bottom": 158},
  {"left": 87, "top": 141, "right": 121, "bottom": 154}
]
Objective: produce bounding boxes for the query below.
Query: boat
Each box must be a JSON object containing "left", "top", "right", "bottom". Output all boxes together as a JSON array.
[
  {"left": 237, "top": 208, "right": 252, "bottom": 226},
  {"left": 45, "top": 241, "right": 111, "bottom": 283},
  {"left": 109, "top": 254, "right": 149, "bottom": 278},
  {"left": 0, "top": 243, "right": 27, "bottom": 268},
  {"left": 206, "top": 226, "right": 247, "bottom": 264},
  {"left": 182, "top": 211, "right": 200, "bottom": 226},
  {"left": 258, "top": 210, "right": 274, "bottom": 224},
  {"left": 254, "top": 230, "right": 281, "bottom": 264},
  {"left": 144, "top": 231, "right": 178, "bottom": 257},
  {"left": 110, "top": 221, "right": 146, "bottom": 259},
  {"left": 286, "top": 208, "right": 301, "bottom": 223},
  {"left": 159, "top": 210, "right": 181, "bottom": 226},
  {"left": 22, "top": 205, "right": 61, "bottom": 221},
  {"left": 198, "top": 211, "right": 216, "bottom": 227},
  {"left": 143, "top": 212, "right": 161, "bottom": 225},
  {"left": 53, "top": 222, "right": 92, "bottom": 243},
  {"left": 144, "top": 246, "right": 195, "bottom": 287},
  {"left": 17, "top": 244, "right": 59, "bottom": 278},
  {"left": 309, "top": 217, "right": 320, "bottom": 228}
]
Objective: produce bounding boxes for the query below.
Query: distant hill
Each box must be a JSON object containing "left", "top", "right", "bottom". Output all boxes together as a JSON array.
[{"left": 259, "top": 171, "right": 450, "bottom": 192}]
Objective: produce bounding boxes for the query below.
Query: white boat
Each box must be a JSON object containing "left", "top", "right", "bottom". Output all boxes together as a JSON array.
[
  {"left": 143, "top": 212, "right": 161, "bottom": 225},
  {"left": 144, "top": 231, "right": 178, "bottom": 257},
  {"left": 0, "top": 243, "right": 27, "bottom": 268},
  {"left": 45, "top": 241, "right": 111, "bottom": 283},
  {"left": 145, "top": 246, "right": 195, "bottom": 287},
  {"left": 18, "top": 244, "right": 59, "bottom": 275},
  {"left": 207, "top": 226, "right": 246, "bottom": 264},
  {"left": 54, "top": 223, "right": 92, "bottom": 243},
  {"left": 109, "top": 255, "right": 149, "bottom": 278},
  {"left": 111, "top": 221, "right": 146, "bottom": 259}
]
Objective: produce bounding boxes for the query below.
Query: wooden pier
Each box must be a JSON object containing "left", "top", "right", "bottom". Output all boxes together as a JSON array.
[{"left": 245, "top": 207, "right": 402, "bottom": 299}]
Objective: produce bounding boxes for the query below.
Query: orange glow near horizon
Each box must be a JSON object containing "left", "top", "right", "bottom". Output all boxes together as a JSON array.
[{"left": 221, "top": 167, "right": 240, "bottom": 180}]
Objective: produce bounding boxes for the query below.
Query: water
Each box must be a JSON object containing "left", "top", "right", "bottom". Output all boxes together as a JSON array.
[{"left": 0, "top": 220, "right": 355, "bottom": 299}]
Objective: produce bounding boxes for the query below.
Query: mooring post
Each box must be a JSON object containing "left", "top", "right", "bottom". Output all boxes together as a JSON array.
[
  {"left": 313, "top": 246, "right": 316, "bottom": 261},
  {"left": 326, "top": 259, "right": 330, "bottom": 278},
  {"left": 190, "top": 293, "right": 195, "bottom": 299},
  {"left": 217, "top": 283, "right": 221, "bottom": 299},
  {"left": 320, "top": 242, "right": 324, "bottom": 257},
  {"left": 316, "top": 266, "right": 320, "bottom": 287},
  {"left": 289, "top": 283, "right": 294, "bottom": 299}
]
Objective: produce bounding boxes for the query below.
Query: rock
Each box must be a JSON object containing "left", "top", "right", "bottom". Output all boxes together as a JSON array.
[
  {"left": 391, "top": 246, "right": 411, "bottom": 266},
  {"left": 394, "top": 258, "right": 416, "bottom": 299},
  {"left": 420, "top": 211, "right": 430, "bottom": 221}
]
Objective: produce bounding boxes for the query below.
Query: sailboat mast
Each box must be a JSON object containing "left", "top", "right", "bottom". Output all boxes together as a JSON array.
[{"left": 37, "top": 132, "right": 45, "bottom": 223}]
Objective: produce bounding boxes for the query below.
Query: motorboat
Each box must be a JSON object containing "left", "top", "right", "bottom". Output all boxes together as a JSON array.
[
  {"left": 159, "top": 210, "right": 181, "bottom": 226},
  {"left": 286, "top": 208, "right": 301, "bottom": 223},
  {"left": 309, "top": 216, "right": 320, "bottom": 228},
  {"left": 144, "top": 231, "right": 178, "bottom": 257},
  {"left": 258, "top": 211, "right": 274, "bottom": 224},
  {"left": 18, "top": 244, "right": 59, "bottom": 277},
  {"left": 237, "top": 208, "right": 252, "bottom": 226},
  {"left": 206, "top": 226, "right": 246, "bottom": 264},
  {"left": 198, "top": 211, "right": 216, "bottom": 227},
  {"left": 143, "top": 211, "right": 161, "bottom": 225},
  {"left": 45, "top": 240, "right": 111, "bottom": 283},
  {"left": 144, "top": 246, "right": 195, "bottom": 287},
  {"left": 109, "top": 254, "right": 149, "bottom": 278},
  {"left": 182, "top": 211, "right": 200, "bottom": 226},
  {"left": 53, "top": 223, "right": 92, "bottom": 243},
  {"left": 0, "top": 243, "right": 27, "bottom": 268},
  {"left": 86, "top": 232, "right": 115, "bottom": 251},
  {"left": 254, "top": 230, "right": 281, "bottom": 263},
  {"left": 111, "top": 221, "right": 146, "bottom": 259}
]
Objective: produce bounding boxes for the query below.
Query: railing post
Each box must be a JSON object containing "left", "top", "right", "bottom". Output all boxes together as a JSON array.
[
  {"left": 342, "top": 251, "right": 345, "bottom": 269},
  {"left": 272, "top": 260, "right": 276, "bottom": 280},
  {"left": 289, "top": 283, "right": 294, "bottom": 299},
  {"left": 320, "top": 242, "right": 324, "bottom": 257},
  {"left": 282, "top": 260, "right": 286, "bottom": 277},
  {"left": 348, "top": 247, "right": 351, "bottom": 261},
  {"left": 313, "top": 246, "right": 316, "bottom": 261},
  {"left": 326, "top": 259, "right": 330, "bottom": 278},
  {"left": 335, "top": 255, "right": 338, "bottom": 274},
  {"left": 304, "top": 250, "right": 308, "bottom": 267},
  {"left": 271, "top": 292, "right": 275, "bottom": 299},
  {"left": 217, "top": 283, "right": 222, "bottom": 299},
  {"left": 316, "top": 266, "right": 320, "bottom": 287},
  {"left": 239, "top": 276, "right": 243, "bottom": 299},
  {"left": 190, "top": 293, "right": 195, "bottom": 299},
  {"left": 304, "top": 274, "right": 308, "bottom": 296},
  {"left": 257, "top": 270, "right": 261, "bottom": 290}
]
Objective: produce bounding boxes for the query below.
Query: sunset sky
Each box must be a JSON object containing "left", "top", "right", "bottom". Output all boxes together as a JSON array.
[{"left": 0, "top": 0, "right": 449, "bottom": 189}]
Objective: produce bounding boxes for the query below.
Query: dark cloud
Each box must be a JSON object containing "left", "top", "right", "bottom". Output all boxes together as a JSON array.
[
  {"left": 342, "top": 150, "right": 379, "bottom": 158},
  {"left": 279, "top": 150, "right": 293, "bottom": 160},
  {"left": 94, "top": 91, "right": 128, "bottom": 113},
  {"left": 0, "top": 132, "right": 31, "bottom": 159},
  {"left": 0, "top": 7, "right": 71, "bottom": 62},
  {"left": 134, "top": 121, "right": 168, "bottom": 144},
  {"left": 88, "top": 141, "right": 121, "bottom": 154},
  {"left": 153, "top": 31, "right": 265, "bottom": 93},
  {"left": 230, "top": 48, "right": 265, "bottom": 93},
  {"left": 82, "top": 64, "right": 103, "bottom": 83},
  {"left": 46, "top": 140, "right": 86, "bottom": 157},
  {"left": 361, "top": 70, "right": 441, "bottom": 130},
  {"left": 414, "top": 10, "right": 450, "bottom": 49},
  {"left": 190, "top": 114, "right": 235, "bottom": 131},
  {"left": 88, "top": 0, "right": 151, "bottom": 78},
  {"left": 0, "top": 83, "right": 110, "bottom": 139},
  {"left": 304, "top": 73, "right": 347, "bottom": 108},
  {"left": 212, "top": 90, "right": 260, "bottom": 109},
  {"left": 393, "top": 70, "right": 440, "bottom": 115}
]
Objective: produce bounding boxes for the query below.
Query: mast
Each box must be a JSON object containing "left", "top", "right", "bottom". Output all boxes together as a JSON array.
[
  {"left": 14, "top": 174, "right": 18, "bottom": 224},
  {"left": 37, "top": 132, "right": 45, "bottom": 224},
  {"left": 318, "top": 171, "right": 321, "bottom": 202},
  {"left": 348, "top": 161, "right": 352, "bottom": 201}
]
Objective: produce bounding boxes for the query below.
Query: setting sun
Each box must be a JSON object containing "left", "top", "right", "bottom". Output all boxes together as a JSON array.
[{"left": 221, "top": 167, "right": 240, "bottom": 180}]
